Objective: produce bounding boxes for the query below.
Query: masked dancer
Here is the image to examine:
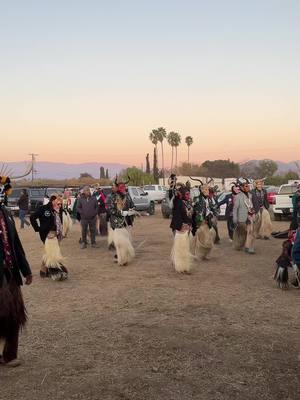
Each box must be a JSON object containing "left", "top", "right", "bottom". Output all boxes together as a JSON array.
[
  {"left": 233, "top": 178, "right": 256, "bottom": 254},
  {"left": 108, "top": 176, "right": 137, "bottom": 266},
  {"left": 170, "top": 183, "right": 193, "bottom": 273},
  {"left": 189, "top": 177, "right": 216, "bottom": 261},
  {"left": 0, "top": 171, "right": 32, "bottom": 367},
  {"left": 252, "top": 178, "right": 272, "bottom": 240}
]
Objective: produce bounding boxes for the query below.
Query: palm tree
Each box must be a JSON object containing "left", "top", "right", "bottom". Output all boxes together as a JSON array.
[
  {"left": 185, "top": 136, "right": 193, "bottom": 164},
  {"left": 150, "top": 127, "right": 167, "bottom": 184},
  {"left": 149, "top": 130, "right": 159, "bottom": 153},
  {"left": 167, "top": 131, "right": 177, "bottom": 171},
  {"left": 173, "top": 133, "right": 181, "bottom": 172}
]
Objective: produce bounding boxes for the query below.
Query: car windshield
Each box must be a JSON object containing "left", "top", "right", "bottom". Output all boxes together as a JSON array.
[
  {"left": 266, "top": 187, "right": 279, "bottom": 193},
  {"left": 137, "top": 188, "right": 146, "bottom": 195},
  {"left": 30, "top": 189, "right": 46, "bottom": 197},
  {"left": 279, "top": 185, "right": 298, "bottom": 195},
  {"left": 144, "top": 185, "right": 155, "bottom": 190},
  {"left": 46, "top": 188, "right": 64, "bottom": 196}
]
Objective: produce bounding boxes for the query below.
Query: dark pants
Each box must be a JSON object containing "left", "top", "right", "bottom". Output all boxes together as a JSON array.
[
  {"left": 99, "top": 213, "right": 108, "bottom": 236},
  {"left": 227, "top": 216, "right": 235, "bottom": 240},
  {"left": 212, "top": 222, "right": 220, "bottom": 243},
  {"left": 2, "top": 324, "right": 19, "bottom": 362},
  {"left": 19, "top": 209, "right": 30, "bottom": 228},
  {"left": 81, "top": 217, "right": 97, "bottom": 244}
]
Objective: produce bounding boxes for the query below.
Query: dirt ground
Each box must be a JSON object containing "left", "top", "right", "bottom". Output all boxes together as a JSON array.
[{"left": 1, "top": 209, "right": 299, "bottom": 400}]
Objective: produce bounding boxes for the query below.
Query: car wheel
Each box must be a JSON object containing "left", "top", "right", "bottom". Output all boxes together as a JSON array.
[{"left": 148, "top": 202, "right": 155, "bottom": 215}]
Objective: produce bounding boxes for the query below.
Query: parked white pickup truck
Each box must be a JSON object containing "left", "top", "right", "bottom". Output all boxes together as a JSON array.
[
  {"left": 273, "top": 183, "right": 298, "bottom": 220},
  {"left": 143, "top": 184, "right": 166, "bottom": 203}
]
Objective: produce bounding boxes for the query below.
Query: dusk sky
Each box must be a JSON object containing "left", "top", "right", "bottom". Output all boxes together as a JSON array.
[{"left": 1, "top": 0, "right": 300, "bottom": 166}]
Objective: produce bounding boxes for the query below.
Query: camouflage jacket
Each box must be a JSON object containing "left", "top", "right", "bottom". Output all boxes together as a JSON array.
[{"left": 108, "top": 192, "right": 134, "bottom": 229}]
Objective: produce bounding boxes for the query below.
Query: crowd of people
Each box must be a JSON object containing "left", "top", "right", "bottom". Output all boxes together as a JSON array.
[
  {"left": 169, "top": 175, "right": 300, "bottom": 289},
  {"left": 0, "top": 172, "right": 299, "bottom": 368}
]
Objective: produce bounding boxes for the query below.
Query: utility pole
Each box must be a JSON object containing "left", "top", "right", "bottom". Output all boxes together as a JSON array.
[{"left": 28, "top": 153, "right": 38, "bottom": 182}]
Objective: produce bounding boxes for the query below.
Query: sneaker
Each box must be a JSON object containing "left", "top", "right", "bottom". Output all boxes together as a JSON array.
[
  {"left": 248, "top": 248, "right": 256, "bottom": 254},
  {"left": 244, "top": 247, "right": 249, "bottom": 253},
  {"left": 80, "top": 243, "right": 87, "bottom": 249},
  {"left": 91, "top": 243, "right": 99, "bottom": 248}
]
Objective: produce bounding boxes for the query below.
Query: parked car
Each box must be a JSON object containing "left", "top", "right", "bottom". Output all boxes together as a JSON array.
[
  {"left": 5, "top": 188, "right": 26, "bottom": 215},
  {"left": 143, "top": 185, "right": 166, "bottom": 203},
  {"left": 43, "top": 187, "right": 65, "bottom": 204},
  {"left": 127, "top": 186, "right": 155, "bottom": 215},
  {"left": 6, "top": 187, "right": 47, "bottom": 215},
  {"left": 161, "top": 191, "right": 172, "bottom": 218},
  {"left": 273, "top": 184, "right": 298, "bottom": 220}
]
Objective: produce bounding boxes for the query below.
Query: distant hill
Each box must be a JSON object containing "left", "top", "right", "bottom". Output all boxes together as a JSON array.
[
  {"left": 0, "top": 161, "right": 129, "bottom": 180},
  {"left": 239, "top": 160, "right": 300, "bottom": 175}
]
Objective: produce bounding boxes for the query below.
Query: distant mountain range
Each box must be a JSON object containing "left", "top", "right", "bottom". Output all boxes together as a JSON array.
[
  {"left": 1, "top": 159, "right": 299, "bottom": 180},
  {"left": 240, "top": 160, "right": 300, "bottom": 175},
  {"left": 0, "top": 161, "right": 128, "bottom": 180}
]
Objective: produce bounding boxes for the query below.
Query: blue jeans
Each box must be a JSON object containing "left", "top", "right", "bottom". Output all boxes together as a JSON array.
[{"left": 19, "top": 209, "right": 30, "bottom": 228}]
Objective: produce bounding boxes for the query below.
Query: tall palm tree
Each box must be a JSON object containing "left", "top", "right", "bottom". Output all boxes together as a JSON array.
[
  {"left": 185, "top": 136, "right": 193, "bottom": 164},
  {"left": 167, "top": 131, "right": 177, "bottom": 172},
  {"left": 151, "top": 127, "right": 167, "bottom": 184},
  {"left": 173, "top": 133, "right": 181, "bottom": 172},
  {"left": 149, "top": 130, "right": 159, "bottom": 153}
]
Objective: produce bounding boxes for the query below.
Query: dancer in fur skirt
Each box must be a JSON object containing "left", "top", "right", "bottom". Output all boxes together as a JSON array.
[
  {"left": 170, "top": 184, "right": 193, "bottom": 273},
  {"left": 30, "top": 194, "right": 68, "bottom": 280},
  {"left": 0, "top": 175, "right": 32, "bottom": 367},
  {"left": 252, "top": 178, "right": 272, "bottom": 240},
  {"left": 108, "top": 177, "right": 137, "bottom": 266},
  {"left": 233, "top": 178, "right": 257, "bottom": 254},
  {"left": 189, "top": 178, "right": 216, "bottom": 261}
]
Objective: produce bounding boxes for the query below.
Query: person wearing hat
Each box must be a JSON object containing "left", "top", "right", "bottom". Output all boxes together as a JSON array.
[
  {"left": 233, "top": 179, "right": 256, "bottom": 254},
  {"left": 170, "top": 184, "right": 193, "bottom": 273},
  {"left": 251, "top": 179, "right": 272, "bottom": 240}
]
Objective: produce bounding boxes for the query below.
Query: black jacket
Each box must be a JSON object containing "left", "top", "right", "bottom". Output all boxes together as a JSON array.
[
  {"left": 217, "top": 193, "right": 235, "bottom": 218},
  {"left": 170, "top": 197, "right": 192, "bottom": 231},
  {"left": 0, "top": 206, "right": 32, "bottom": 287},
  {"left": 17, "top": 194, "right": 29, "bottom": 211},
  {"left": 251, "top": 189, "right": 269, "bottom": 213},
  {"left": 30, "top": 203, "right": 62, "bottom": 243}
]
